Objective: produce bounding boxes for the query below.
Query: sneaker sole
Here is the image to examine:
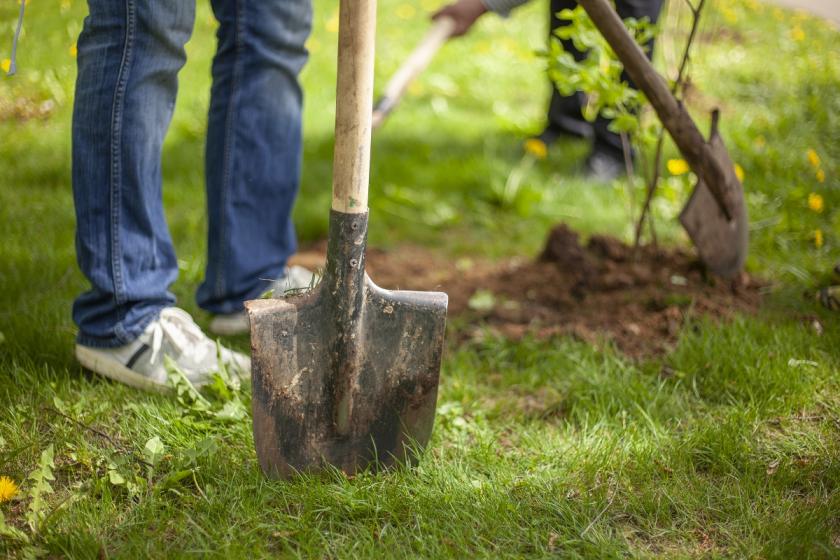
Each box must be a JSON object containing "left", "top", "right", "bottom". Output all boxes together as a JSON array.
[{"left": 75, "top": 345, "right": 169, "bottom": 393}]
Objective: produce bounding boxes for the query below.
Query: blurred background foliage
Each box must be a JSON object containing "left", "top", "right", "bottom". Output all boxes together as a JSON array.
[{"left": 0, "top": 0, "right": 837, "bottom": 282}]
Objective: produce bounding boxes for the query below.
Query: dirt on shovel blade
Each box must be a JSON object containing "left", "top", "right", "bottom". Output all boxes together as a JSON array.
[{"left": 291, "top": 223, "right": 763, "bottom": 358}]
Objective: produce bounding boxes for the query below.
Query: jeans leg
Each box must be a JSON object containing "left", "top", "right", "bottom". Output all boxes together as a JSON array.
[
  {"left": 72, "top": 0, "right": 195, "bottom": 348},
  {"left": 197, "top": 0, "right": 312, "bottom": 315},
  {"left": 591, "top": 0, "right": 664, "bottom": 158}
]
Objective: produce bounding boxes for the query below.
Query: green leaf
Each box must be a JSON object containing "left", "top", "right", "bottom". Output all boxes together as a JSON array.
[
  {"left": 609, "top": 112, "right": 641, "bottom": 134},
  {"left": 52, "top": 396, "right": 67, "bottom": 414},
  {"left": 21, "top": 544, "right": 49, "bottom": 560},
  {"left": 214, "top": 400, "right": 247, "bottom": 422},
  {"left": 107, "top": 470, "right": 125, "bottom": 486},
  {"left": 26, "top": 444, "right": 56, "bottom": 533},
  {"left": 183, "top": 438, "right": 218, "bottom": 465},
  {"left": 161, "top": 470, "right": 194, "bottom": 489},
  {"left": 0, "top": 510, "right": 30, "bottom": 544},
  {"left": 166, "top": 356, "right": 211, "bottom": 412},
  {"left": 143, "top": 436, "right": 166, "bottom": 467},
  {"left": 468, "top": 290, "right": 496, "bottom": 312}
]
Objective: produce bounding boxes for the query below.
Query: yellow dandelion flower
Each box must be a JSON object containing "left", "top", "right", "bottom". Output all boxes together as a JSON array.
[
  {"left": 524, "top": 138, "right": 548, "bottom": 160},
  {"left": 501, "top": 38, "right": 519, "bottom": 54},
  {"left": 807, "top": 148, "right": 821, "bottom": 168},
  {"left": 475, "top": 41, "right": 492, "bottom": 54},
  {"left": 734, "top": 163, "right": 745, "bottom": 183},
  {"left": 721, "top": 6, "right": 738, "bottom": 24},
  {"left": 325, "top": 13, "right": 339, "bottom": 34},
  {"left": 407, "top": 81, "right": 425, "bottom": 96},
  {"left": 816, "top": 169, "right": 825, "bottom": 183},
  {"left": 395, "top": 4, "right": 416, "bottom": 19},
  {"left": 790, "top": 25, "right": 805, "bottom": 41},
  {"left": 599, "top": 54, "right": 611, "bottom": 74},
  {"left": 814, "top": 229, "right": 823, "bottom": 249},
  {"left": 1, "top": 59, "right": 10, "bottom": 74},
  {"left": 808, "top": 192, "right": 824, "bottom": 213},
  {"left": 70, "top": 43, "right": 78, "bottom": 58},
  {"left": 0, "top": 476, "right": 18, "bottom": 503},
  {"left": 667, "top": 158, "right": 690, "bottom": 175}
]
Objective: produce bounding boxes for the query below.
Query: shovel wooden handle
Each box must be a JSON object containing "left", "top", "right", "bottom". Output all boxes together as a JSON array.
[
  {"left": 577, "top": 0, "right": 734, "bottom": 220},
  {"left": 332, "top": 0, "right": 378, "bottom": 214},
  {"left": 372, "top": 16, "right": 456, "bottom": 129}
]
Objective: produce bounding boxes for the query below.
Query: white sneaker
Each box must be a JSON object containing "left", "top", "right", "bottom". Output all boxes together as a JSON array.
[
  {"left": 208, "top": 265, "right": 318, "bottom": 336},
  {"left": 75, "top": 307, "right": 251, "bottom": 392}
]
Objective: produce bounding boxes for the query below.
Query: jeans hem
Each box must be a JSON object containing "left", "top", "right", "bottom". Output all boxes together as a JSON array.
[
  {"left": 76, "top": 305, "right": 166, "bottom": 349},
  {"left": 198, "top": 263, "right": 287, "bottom": 315}
]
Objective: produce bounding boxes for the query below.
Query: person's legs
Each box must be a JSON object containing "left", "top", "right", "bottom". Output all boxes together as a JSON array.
[
  {"left": 72, "top": 0, "right": 195, "bottom": 348},
  {"left": 544, "top": 0, "right": 592, "bottom": 141},
  {"left": 197, "top": 0, "right": 313, "bottom": 315}
]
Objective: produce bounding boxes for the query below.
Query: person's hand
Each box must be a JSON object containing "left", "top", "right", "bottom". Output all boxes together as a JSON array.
[{"left": 432, "top": 0, "right": 487, "bottom": 37}]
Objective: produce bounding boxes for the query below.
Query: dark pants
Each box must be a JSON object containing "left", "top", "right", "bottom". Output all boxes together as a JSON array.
[{"left": 547, "top": 0, "right": 664, "bottom": 158}]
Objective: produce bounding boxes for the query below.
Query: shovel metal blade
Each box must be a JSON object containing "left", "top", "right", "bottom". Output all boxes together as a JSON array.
[
  {"left": 679, "top": 127, "right": 749, "bottom": 280},
  {"left": 245, "top": 212, "right": 447, "bottom": 479}
]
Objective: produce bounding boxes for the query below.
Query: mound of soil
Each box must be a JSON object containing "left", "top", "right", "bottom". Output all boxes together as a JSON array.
[{"left": 290, "top": 224, "right": 763, "bottom": 357}]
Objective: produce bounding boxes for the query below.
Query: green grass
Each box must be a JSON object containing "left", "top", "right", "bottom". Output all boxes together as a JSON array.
[{"left": 1, "top": 0, "right": 839, "bottom": 557}]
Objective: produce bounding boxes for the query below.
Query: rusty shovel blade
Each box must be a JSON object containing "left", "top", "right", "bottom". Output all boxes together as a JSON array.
[
  {"left": 245, "top": 211, "right": 447, "bottom": 479},
  {"left": 679, "top": 123, "right": 749, "bottom": 280}
]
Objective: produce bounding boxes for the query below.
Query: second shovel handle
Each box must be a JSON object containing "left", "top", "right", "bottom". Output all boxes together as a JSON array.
[
  {"left": 372, "top": 16, "right": 456, "bottom": 128},
  {"left": 332, "top": 0, "right": 378, "bottom": 214}
]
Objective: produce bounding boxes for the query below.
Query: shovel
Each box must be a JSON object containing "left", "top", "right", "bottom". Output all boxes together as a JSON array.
[
  {"left": 245, "top": 0, "right": 448, "bottom": 479},
  {"left": 372, "top": 16, "right": 456, "bottom": 129},
  {"left": 578, "top": 0, "right": 748, "bottom": 279}
]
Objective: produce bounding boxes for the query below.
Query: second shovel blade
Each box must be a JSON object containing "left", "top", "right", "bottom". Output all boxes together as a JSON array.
[
  {"left": 679, "top": 178, "right": 749, "bottom": 280},
  {"left": 679, "top": 129, "right": 749, "bottom": 280}
]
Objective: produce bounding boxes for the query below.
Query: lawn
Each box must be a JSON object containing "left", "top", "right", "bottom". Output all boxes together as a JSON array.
[{"left": 1, "top": 0, "right": 839, "bottom": 558}]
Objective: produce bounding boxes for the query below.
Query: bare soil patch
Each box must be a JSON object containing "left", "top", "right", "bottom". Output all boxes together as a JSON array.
[{"left": 291, "top": 223, "right": 763, "bottom": 358}]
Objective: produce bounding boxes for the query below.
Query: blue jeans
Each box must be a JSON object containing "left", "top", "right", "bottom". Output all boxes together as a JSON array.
[{"left": 72, "top": 0, "right": 312, "bottom": 348}]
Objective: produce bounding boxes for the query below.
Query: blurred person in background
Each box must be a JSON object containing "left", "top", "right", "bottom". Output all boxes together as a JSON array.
[{"left": 433, "top": 0, "right": 664, "bottom": 180}]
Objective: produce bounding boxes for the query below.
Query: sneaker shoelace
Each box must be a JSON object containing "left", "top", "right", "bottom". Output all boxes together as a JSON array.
[{"left": 148, "top": 308, "right": 213, "bottom": 367}]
